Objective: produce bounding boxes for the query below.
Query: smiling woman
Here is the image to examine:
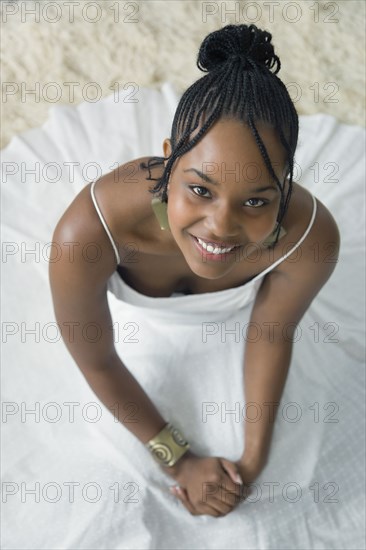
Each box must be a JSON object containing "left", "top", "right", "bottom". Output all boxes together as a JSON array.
[
  {"left": 47, "top": 23, "right": 345, "bottom": 539},
  {"left": 158, "top": 119, "right": 291, "bottom": 278}
]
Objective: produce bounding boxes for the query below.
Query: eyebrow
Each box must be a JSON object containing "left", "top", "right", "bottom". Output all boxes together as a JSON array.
[{"left": 183, "top": 168, "right": 278, "bottom": 193}]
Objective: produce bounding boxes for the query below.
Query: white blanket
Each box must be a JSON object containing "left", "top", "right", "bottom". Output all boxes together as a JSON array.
[{"left": 1, "top": 82, "right": 365, "bottom": 549}]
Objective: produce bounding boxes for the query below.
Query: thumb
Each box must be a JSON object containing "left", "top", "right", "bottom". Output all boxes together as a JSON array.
[
  {"left": 170, "top": 485, "right": 182, "bottom": 498},
  {"left": 219, "top": 458, "right": 243, "bottom": 485},
  {"left": 170, "top": 485, "right": 189, "bottom": 499}
]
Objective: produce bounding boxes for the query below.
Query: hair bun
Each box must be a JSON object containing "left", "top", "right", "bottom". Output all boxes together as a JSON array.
[{"left": 197, "top": 24, "right": 280, "bottom": 74}]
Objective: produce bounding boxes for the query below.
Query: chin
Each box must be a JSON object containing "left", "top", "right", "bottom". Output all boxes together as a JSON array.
[{"left": 188, "top": 260, "right": 233, "bottom": 280}]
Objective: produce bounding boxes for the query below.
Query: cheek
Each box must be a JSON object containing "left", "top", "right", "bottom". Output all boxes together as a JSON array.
[
  {"left": 258, "top": 208, "right": 279, "bottom": 235},
  {"left": 168, "top": 194, "right": 194, "bottom": 226}
]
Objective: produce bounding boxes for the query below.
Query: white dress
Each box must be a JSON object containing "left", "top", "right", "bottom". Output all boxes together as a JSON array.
[{"left": 1, "top": 82, "right": 365, "bottom": 550}]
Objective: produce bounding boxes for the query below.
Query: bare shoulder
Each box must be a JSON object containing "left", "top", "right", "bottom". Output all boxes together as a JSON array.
[
  {"left": 89, "top": 156, "right": 164, "bottom": 241},
  {"left": 250, "top": 183, "right": 341, "bottom": 340},
  {"left": 275, "top": 182, "right": 341, "bottom": 281},
  {"left": 51, "top": 157, "right": 154, "bottom": 285}
]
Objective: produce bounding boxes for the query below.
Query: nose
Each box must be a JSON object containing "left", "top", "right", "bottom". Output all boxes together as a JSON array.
[{"left": 204, "top": 202, "right": 241, "bottom": 240}]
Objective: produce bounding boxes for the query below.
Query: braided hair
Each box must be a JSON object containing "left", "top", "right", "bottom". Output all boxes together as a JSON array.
[{"left": 140, "top": 24, "right": 298, "bottom": 247}]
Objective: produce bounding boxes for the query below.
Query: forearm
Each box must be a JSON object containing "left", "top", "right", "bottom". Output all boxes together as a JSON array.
[
  {"left": 241, "top": 338, "right": 293, "bottom": 467},
  {"left": 79, "top": 355, "right": 167, "bottom": 444}
]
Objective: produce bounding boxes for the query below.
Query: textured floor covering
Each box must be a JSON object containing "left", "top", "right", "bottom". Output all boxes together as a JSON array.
[{"left": 1, "top": 0, "right": 365, "bottom": 149}]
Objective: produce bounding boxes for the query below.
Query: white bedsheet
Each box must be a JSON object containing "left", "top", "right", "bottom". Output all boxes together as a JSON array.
[{"left": 1, "top": 82, "right": 365, "bottom": 549}]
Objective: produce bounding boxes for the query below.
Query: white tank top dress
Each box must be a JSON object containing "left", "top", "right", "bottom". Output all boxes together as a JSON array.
[{"left": 87, "top": 175, "right": 325, "bottom": 539}]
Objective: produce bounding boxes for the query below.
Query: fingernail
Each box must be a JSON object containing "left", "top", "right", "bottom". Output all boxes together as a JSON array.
[
  {"left": 235, "top": 474, "right": 243, "bottom": 485},
  {"left": 169, "top": 486, "right": 177, "bottom": 493}
]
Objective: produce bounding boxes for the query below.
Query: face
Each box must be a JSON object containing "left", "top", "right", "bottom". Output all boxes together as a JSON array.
[{"left": 162, "top": 117, "right": 288, "bottom": 280}]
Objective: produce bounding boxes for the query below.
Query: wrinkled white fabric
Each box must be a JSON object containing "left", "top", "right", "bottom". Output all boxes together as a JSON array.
[{"left": 1, "top": 82, "right": 365, "bottom": 549}]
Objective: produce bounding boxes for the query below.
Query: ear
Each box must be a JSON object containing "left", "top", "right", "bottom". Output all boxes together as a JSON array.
[{"left": 162, "top": 138, "right": 172, "bottom": 168}]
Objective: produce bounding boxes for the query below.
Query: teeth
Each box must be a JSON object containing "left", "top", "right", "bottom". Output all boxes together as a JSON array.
[{"left": 196, "top": 237, "right": 235, "bottom": 254}]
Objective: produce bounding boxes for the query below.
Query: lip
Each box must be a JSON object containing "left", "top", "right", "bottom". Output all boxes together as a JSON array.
[{"left": 190, "top": 234, "right": 241, "bottom": 260}]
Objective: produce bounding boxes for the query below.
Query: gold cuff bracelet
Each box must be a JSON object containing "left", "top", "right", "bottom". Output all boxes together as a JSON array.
[{"left": 145, "top": 423, "right": 190, "bottom": 467}]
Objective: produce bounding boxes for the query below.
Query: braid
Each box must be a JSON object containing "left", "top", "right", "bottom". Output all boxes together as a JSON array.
[{"left": 140, "top": 24, "right": 299, "bottom": 248}]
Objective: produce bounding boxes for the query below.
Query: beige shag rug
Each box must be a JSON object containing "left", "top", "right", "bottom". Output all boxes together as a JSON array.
[{"left": 1, "top": 0, "right": 365, "bottom": 149}]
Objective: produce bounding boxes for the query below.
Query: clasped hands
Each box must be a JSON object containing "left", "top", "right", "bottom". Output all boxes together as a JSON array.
[{"left": 163, "top": 450, "right": 264, "bottom": 518}]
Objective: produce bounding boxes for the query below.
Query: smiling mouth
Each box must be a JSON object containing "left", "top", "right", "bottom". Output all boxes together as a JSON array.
[{"left": 191, "top": 235, "right": 241, "bottom": 255}]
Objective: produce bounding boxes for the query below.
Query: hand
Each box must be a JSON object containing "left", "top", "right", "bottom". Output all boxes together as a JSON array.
[
  {"left": 164, "top": 451, "right": 244, "bottom": 517},
  {"left": 169, "top": 452, "right": 266, "bottom": 515}
]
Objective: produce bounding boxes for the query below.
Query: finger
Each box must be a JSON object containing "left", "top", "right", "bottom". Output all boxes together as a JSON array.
[
  {"left": 239, "top": 483, "right": 254, "bottom": 502},
  {"left": 202, "top": 481, "right": 239, "bottom": 514},
  {"left": 174, "top": 487, "right": 198, "bottom": 516},
  {"left": 169, "top": 486, "right": 180, "bottom": 498},
  {"left": 225, "top": 481, "right": 253, "bottom": 505},
  {"left": 177, "top": 488, "right": 228, "bottom": 518},
  {"left": 219, "top": 471, "right": 245, "bottom": 505},
  {"left": 216, "top": 480, "right": 242, "bottom": 508},
  {"left": 202, "top": 495, "right": 235, "bottom": 517},
  {"left": 219, "top": 458, "right": 243, "bottom": 486},
  {"left": 212, "top": 489, "right": 240, "bottom": 510},
  {"left": 205, "top": 477, "right": 243, "bottom": 508}
]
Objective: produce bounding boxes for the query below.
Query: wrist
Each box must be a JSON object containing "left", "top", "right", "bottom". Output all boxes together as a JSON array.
[
  {"left": 235, "top": 456, "right": 264, "bottom": 485},
  {"left": 239, "top": 450, "right": 267, "bottom": 478},
  {"left": 146, "top": 422, "right": 190, "bottom": 468},
  {"left": 161, "top": 449, "right": 196, "bottom": 481}
]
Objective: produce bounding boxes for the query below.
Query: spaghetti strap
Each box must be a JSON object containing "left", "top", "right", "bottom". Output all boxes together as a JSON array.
[
  {"left": 90, "top": 178, "right": 120, "bottom": 266},
  {"left": 252, "top": 192, "right": 318, "bottom": 282}
]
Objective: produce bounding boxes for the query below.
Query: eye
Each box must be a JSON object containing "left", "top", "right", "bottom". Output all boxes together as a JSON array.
[
  {"left": 189, "top": 185, "right": 210, "bottom": 198},
  {"left": 188, "top": 186, "right": 268, "bottom": 208},
  {"left": 245, "top": 198, "right": 267, "bottom": 208}
]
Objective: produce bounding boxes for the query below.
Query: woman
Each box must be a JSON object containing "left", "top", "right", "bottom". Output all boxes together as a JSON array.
[{"left": 49, "top": 23, "right": 340, "bottom": 518}]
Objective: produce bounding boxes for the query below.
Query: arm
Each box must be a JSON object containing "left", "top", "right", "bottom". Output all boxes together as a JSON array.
[
  {"left": 49, "top": 182, "right": 167, "bottom": 445},
  {"left": 239, "top": 209, "right": 341, "bottom": 477},
  {"left": 240, "top": 335, "right": 293, "bottom": 477}
]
